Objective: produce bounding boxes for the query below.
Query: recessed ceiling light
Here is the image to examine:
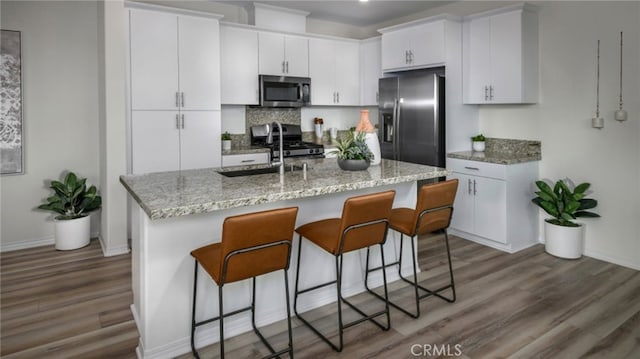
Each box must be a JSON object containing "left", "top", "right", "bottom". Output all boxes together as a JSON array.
[{"left": 360, "top": 0, "right": 369, "bottom": 2}]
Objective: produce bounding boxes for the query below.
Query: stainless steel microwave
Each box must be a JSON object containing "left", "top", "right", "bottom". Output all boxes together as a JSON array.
[{"left": 259, "top": 75, "right": 311, "bottom": 107}]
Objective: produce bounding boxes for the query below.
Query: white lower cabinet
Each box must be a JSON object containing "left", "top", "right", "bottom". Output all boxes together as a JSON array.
[
  {"left": 448, "top": 158, "right": 538, "bottom": 253},
  {"left": 131, "top": 111, "right": 220, "bottom": 174},
  {"left": 222, "top": 153, "right": 269, "bottom": 167}
]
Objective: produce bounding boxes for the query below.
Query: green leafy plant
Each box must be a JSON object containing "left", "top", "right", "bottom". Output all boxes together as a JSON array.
[
  {"left": 221, "top": 132, "right": 232, "bottom": 141},
  {"left": 38, "top": 172, "right": 102, "bottom": 220},
  {"left": 335, "top": 131, "right": 373, "bottom": 162},
  {"left": 471, "top": 134, "right": 485, "bottom": 142},
  {"left": 532, "top": 179, "right": 600, "bottom": 227}
]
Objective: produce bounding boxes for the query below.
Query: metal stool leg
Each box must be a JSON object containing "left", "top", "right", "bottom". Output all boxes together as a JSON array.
[
  {"left": 218, "top": 284, "right": 225, "bottom": 359},
  {"left": 295, "top": 238, "right": 391, "bottom": 352},
  {"left": 191, "top": 260, "right": 200, "bottom": 359},
  {"left": 364, "top": 234, "right": 420, "bottom": 318},
  {"left": 413, "top": 230, "right": 456, "bottom": 303}
]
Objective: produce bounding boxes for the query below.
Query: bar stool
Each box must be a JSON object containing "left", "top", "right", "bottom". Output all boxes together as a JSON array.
[
  {"left": 190, "top": 207, "right": 298, "bottom": 359},
  {"left": 365, "top": 179, "right": 458, "bottom": 318},
  {"left": 294, "top": 190, "right": 395, "bottom": 352}
]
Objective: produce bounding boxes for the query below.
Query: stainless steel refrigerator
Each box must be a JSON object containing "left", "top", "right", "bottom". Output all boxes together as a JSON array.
[{"left": 378, "top": 67, "right": 445, "bottom": 168}]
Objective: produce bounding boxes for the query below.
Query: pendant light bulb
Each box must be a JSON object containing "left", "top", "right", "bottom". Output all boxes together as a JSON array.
[{"left": 615, "top": 31, "right": 628, "bottom": 122}]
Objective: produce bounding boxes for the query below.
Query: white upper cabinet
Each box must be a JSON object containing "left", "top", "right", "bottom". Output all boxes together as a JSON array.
[
  {"left": 221, "top": 25, "right": 259, "bottom": 105},
  {"left": 380, "top": 18, "right": 446, "bottom": 72},
  {"left": 129, "top": 9, "right": 221, "bottom": 111},
  {"left": 178, "top": 16, "right": 221, "bottom": 110},
  {"left": 258, "top": 32, "right": 309, "bottom": 77},
  {"left": 463, "top": 4, "right": 538, "bottom": 104},
  {"left": 309, "top": 38, "right": 359, "bottom": 106},
  {"left": 359, "top": 38, "right": 381, "bottom": 106},
  {"left": 130, "top": 10, "right": 179, "bottom": 110}
]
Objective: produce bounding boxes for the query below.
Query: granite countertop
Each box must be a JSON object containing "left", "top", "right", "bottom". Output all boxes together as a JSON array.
[
  {"left": 448, "top": 138, "right": 542, "bottom": 165},
  {"left": 120, "top": 158, "right": 450, "bottom": 220},
  {"left": 222, "top": 145, "right": 270, "bottom": 156},
  {"left": 447, "top": 151, "right": 541, "bottom": 165}
]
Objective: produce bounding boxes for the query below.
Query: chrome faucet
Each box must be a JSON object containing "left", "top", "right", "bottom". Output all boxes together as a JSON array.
[{"left": 267, "top": 121, "right": 285, "bottom": 176}]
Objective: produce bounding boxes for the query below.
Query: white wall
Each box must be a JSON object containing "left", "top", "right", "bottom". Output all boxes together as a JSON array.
[
  {"left": 478, "top": 2, "right": 640, "bottom": 269},
  {"left": 0, "top": 1, "right": 101, "bottom": 251}
]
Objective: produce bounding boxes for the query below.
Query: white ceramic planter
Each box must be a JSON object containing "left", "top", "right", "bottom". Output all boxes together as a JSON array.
[
  {"left": 54, "top": 215, "right": 91, "bottom": 251},
  {"left": 472, "top": 141, "right": 485, "bottom": 152},
  {"left": 222, "top": 140, "right": 231, "bottom": 151},
  {"left": 364, "top": 132, "right": 381, "bottom": 166},
  {"left": 544, "top": 221, "right": 584, "bottom": 259}
]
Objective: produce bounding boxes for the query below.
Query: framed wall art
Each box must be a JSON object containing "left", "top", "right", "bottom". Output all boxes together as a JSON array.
[{"left": 1, "top": 30, "right": 24, "bottom": 175}]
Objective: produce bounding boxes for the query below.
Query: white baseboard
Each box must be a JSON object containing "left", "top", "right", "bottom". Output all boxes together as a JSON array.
[
  {"left": 537, "top": 234, "right": 639, "bottom": 271},
  {"left": 583, "top": 249, "right": 640, "bottom": 271},
  {"left": 1, "top": 231, "right": 102, "bottom": 253},
  {"left": 0, "top": 236, "right": 54, "bottom": 252},
  {"left": 98, "top": 235, "right": 131, "bottom": 257}
]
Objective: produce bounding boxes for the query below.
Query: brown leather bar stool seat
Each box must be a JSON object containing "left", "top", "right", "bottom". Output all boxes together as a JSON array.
[
  {"left": 294, "top": 190, "right": 395, "bottom": 352},
  {"left": 190, "top": 207, "right": 298, "bottom": 359},
  {"left": 366, "top": 179, "right": 459, "bottom": 318}
]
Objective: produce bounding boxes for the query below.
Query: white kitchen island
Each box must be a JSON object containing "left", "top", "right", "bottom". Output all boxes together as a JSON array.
[{"left": 120, "top": 158, "right": 449, "bottom": 358}]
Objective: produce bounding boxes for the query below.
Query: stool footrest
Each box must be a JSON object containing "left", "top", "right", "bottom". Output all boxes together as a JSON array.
[
  {"left": 366, "top": 260, "right": 401, "bottom": 273},
  {"left": 296, "top": 279, "right": 337, "bottom": 296},
  {"left": 194, "top": 305, "right": 252, "bottom": 328}
]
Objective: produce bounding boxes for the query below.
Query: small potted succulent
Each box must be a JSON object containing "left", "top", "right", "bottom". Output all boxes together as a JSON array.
[
  {"left": 471, "top": 134, "right": 486, "bottom": 152},
  {"left": 38, "top": 172, "right": 102, "bottom": 250},
  {"left": 335, "top": 131, "right": 374, "bottom": 171},
  {"left": 221, "top": 132, "right": 232, "bottom": 151},
  {"left": 532, "top": 179, "right": 600, "bottom": 259}
]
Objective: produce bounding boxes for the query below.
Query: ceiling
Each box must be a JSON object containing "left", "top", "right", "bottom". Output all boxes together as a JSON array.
[{"left": 222, "top": 1, "right": 456, "bottom": 27}]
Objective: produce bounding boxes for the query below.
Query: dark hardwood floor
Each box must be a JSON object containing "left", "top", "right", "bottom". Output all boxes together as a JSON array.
[{"left": 2, "top": 235, "right": 639, "bottom": 358}]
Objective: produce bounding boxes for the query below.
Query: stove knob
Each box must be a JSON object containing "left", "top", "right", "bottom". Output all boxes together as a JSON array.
[
  {"left": 285, "top": 150, "right": 291, "bottom": 156},
  {"left": 309, "top": 149, "right": 314, "bottom": 154}
]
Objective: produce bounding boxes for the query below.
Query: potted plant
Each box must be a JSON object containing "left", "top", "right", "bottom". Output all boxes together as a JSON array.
[
  {"left": 221, "top": 132, "right": 232, "bottom": 151},
  {"left": 532, "top": 179, "right": 600, "bottom": 259},
  {"left": 335, "top": 131, "right": 373, "bottom": 171},
  {"left": 38, "top": 172, "right": 102, "bottom": 250},
  {"left": 471, "top": 134, "right": 486, "bottom": 152}
]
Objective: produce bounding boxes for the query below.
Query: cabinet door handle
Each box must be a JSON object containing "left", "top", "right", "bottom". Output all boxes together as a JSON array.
[
  {"left": 468, "top": 179, "right": 473, "bottom": 195},
  {"left": 376, "top": 92, "right": 379, "bottom": 103},
  {"left": 181, "top": 114, "right": 185, "bottom": 129},
  {"left": 405, "top": 50, "right": 409, "bottom": 64},
  {"left": 473, "top": 180, "right": 477, "bottom": 195},
  {"left": 286, "top": 61, "right": 289, "bottom": 74},
  {"left": 489, "top": 85, "right": 494, "bottom": 100},
  {"left": 484, "top": 86, "right": 489, "bottom": 101},
  {"left": 282, "top": 61, "right": 285, "bottom": 73},
  {"left": 181, "top": 92, "right": 185, "bottom": 107},
  {"left": 464, "top": 166, "right": 479, "bottom": 171},
  {"left": 241, "top": 159, "right": 255, "bottom": 163},
  {"left": 336, "top": 91, "right": 340, "bottom": 103},
  {"left": 409, "top": 50, "right": 413, "bottom": 63},
  {"left": 175, "top": 92, "right": 180, "bottom": 108},
  {"left": 333, "top": 92, "right": 336, "bottom": 103},
  {"left": 175, "top": 114, "right": 180, "bottom": 129}
]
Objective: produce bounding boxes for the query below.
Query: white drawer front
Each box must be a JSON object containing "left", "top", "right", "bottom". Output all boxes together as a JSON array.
[
  {"left": 447, "top": 158, "right": 506, "bottom": 180},
  {"left": 222, "top": 153, "right": 270, "bottom": 167}
]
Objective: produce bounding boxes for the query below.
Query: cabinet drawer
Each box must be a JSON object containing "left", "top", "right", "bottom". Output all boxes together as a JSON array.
[
  {"left": 222, "top": 153, "right": 269, "bottom": 167},
  {"left": 447, "top": 158, "right": 506, "bottom": 180}
]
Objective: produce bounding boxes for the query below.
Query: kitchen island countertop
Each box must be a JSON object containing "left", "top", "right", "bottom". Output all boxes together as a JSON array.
[{"left": 120, "top": 158, "right": 450, "bottom": 220}]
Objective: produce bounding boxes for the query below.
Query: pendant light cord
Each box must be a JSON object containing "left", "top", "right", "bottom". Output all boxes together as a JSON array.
[
  {"left": 619, "top": 31, "right": 624, "bottom": 110},
  {"left": 596, "top": 40, "right": 600, "bottom": 118}
]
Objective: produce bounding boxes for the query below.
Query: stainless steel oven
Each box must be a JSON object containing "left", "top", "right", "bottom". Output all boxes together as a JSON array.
[{"left": 259, "top": 75, "right": 310, "bottom": 107}]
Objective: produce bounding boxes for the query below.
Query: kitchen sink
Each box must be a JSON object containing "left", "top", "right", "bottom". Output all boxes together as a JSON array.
[{"left": 217, "top": 164, "right": 305, "bottom": 178}]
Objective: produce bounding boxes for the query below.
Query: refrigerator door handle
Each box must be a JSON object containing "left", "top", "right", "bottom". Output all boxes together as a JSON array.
[{"left": 394, "top": 97, "right": 401, "bottom": 160}]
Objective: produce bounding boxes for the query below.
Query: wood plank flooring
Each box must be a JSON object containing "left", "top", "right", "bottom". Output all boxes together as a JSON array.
[{"left": 2, "top": 235, "right": 639, "bottom": 358}]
